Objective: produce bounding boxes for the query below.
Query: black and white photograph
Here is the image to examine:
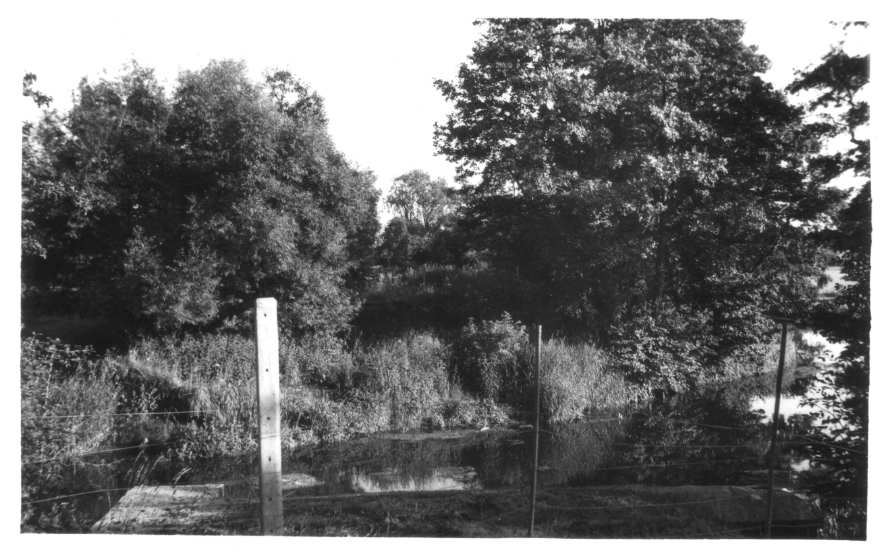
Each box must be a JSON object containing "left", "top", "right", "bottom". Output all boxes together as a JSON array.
[{"left": 4, "top": 0, "right": 877, "bottom": 542}]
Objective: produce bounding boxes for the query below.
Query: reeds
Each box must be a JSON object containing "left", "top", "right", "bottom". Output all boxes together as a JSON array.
[{"left": 21, "top": 321, "right": 640, "bottom": 530}]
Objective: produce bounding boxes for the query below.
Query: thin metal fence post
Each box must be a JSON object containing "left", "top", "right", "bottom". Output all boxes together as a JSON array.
[
  {"left": 765, "top": 320, "right": 789, "bottom": 538},
  {"left": 255, "top": 298, "right": 283, "bottom": 535},
  {"left": 529, "top": 324, "right": 542, "bottom": 537}
]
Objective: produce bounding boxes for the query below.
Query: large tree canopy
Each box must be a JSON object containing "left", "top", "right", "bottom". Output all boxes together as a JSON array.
[
  {"left": 22, "top": 61, "right": 379, "bottom": 335},
  {"left": 435, "top": 19, "right": 842, "bottom": 384}
]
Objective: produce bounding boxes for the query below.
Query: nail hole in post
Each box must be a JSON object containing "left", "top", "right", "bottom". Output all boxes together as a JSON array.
[{"left": 256, "top": 298, "right": 281, "bottom": 535}]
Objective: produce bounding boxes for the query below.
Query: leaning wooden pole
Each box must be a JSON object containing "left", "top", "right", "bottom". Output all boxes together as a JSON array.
[
  {"left": 765, "top": 320, "right": 789, "bottom": 538},
  {"left": 528, "top": 324, "right": 542, "bottom": 537},
  {"left": 255, "top": 298, "right": 284, "bottom": 535}
]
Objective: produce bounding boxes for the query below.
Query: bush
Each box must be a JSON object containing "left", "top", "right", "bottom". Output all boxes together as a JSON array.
[
  {"left": 304, "top": 395, "right": 389, "bottom": 442},
  {"left": 450, "top": 314, "right": 635, "bottom": 423},
  {"left": 282, "top": 332, "right": 355, "bottom": 392},
  {"left": 610, "top": 311, "right": 710, "bottom": 394},
  {"left": 452, "top": 313, "right": 528, "bottom": 401}
]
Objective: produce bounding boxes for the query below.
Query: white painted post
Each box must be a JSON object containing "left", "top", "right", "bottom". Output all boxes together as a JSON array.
[
  {"left": 255, "top": 298, "right": 283, "bottom": 535},
  {"left": 528, "top": 324, "right": 542, "bottom": 537}
]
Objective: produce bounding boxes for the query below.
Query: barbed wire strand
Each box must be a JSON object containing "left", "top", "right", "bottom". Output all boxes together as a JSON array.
[
  {"left": 23, "top": 487, "right": 133, "bottom": 505},
  {"left": 24, "top": 410, "right": 220, "bottom": 420},
  {"left": 23, "top": 438, "right": 186, "bottom": 465}
]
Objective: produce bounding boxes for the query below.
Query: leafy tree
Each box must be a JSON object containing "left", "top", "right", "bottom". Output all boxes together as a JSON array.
[
  {"left": 21, "top": 74, "right": 57, "bottom": 263},
  {"left": 22, "top": 61, "right": 379, "bottom": 336},
  {"left": 377, "top": 217, "right": 411, "bottom": 270},
  {"left": 788, "top": 23, "right": 869, "bottom": 524},
  {"left": 22, "top": 73, "right": 52, "bottom": 108},
  {"left": 377, "top": 170, "right": 460, "bottom": 271},
  {"left": 436, "top": 19, "right": 841, "bottom": 382},
  {"left": 22, "top": 64, "right": 172, "bottom": 319},
  {"left": 386, "top": 169, "right": 454, "bottom": 231}
]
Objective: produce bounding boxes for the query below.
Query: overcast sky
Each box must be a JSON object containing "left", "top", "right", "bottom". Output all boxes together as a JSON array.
[{"left": 10, "top": 2, "right": 873, "bottom": 217}]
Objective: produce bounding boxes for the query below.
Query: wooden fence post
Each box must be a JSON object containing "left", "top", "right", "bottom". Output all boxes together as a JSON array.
[
  {"left": 255, "top": 298, "right": 283, "bottom": 535},
  {"left": 765, "top": 319, "right": 789, "bottom": 538},
  {"left": 529, "top": 324, "right": 542, "bottom": 537}
]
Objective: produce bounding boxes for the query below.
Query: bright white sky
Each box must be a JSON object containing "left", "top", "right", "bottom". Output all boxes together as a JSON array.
[{"left": 9, "top": 1, "right": 873, "bottom": 220}]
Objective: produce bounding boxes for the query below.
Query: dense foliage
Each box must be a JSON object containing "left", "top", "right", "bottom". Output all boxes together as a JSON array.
[
  {"left": 435, "top": 19, "right": 841, "bottom": 386},
  {"left": 22, "top": 62, "right": 379, "bottom": 335},
  {"left": 788, "top": 23, "right": 869, "bottom": 535}
]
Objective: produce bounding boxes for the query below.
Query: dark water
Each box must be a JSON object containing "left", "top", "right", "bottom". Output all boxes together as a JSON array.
[
  {"left": 279, "top": 419, "right": 624, "bottom": 495},
  {"left": 270, "top": 415, "right": 773, "bottom": 497},
  {"left": 266, "top": 368, "right": 820, "bottom": 496}
]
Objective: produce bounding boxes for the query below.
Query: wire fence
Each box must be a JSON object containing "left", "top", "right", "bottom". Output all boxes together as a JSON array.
[
  {"left": 23, "top": 410, "right": 220, "bottom": 420},
  {"left": 23, "top": 487, "right": 134, "bottom": 506},
  {"left": 23, "top": 438, "right": 185, "bottom": 466},
  {"left": 21, "top": 382, "right": 863, "bottom": 537}
]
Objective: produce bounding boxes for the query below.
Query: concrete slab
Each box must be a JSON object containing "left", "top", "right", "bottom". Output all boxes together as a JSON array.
[{"left": 91, "top": 483, "right": 239, "bottom": 534}]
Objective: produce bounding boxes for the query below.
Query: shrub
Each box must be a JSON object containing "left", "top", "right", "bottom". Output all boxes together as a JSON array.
[
  {"left": 452, "top": 313, "right": 528, "bottom": 401},
  {"left": 281, "top": 332, "right": 355, "bottom": 392},
  {"left": 449, "top": 314, "right": 635, "bottom": 423},
  {"left": 610, "top": 311, "right": 710, "bottom": 394},
  {"left": 305, "top": 395, "right": 390, "bottom": 442}
]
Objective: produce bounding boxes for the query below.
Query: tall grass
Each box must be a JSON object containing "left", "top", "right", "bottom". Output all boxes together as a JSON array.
[
  {"left": 21, "top": 329, "right": 496, "bottom": 491},
  {"left": 537, "top": 339, "right": 635, "bottom": 422},
  {"left": 21, "top": 336, "right": 118, "bottom": 464},
  {"left": 21, "top": 319, "right": 640, "bottom": 531},
  {"left": 20, "top": 336, "right": 120, "bottom": 531},
  {"left": 452, "top": 313, "right": 640, "bottom": 423},
  {"left": 503, "top": 338, "right": 640, "bottom": 423},
  {"left": 356, "top": 333, "right": 451, "bottom": 431}
]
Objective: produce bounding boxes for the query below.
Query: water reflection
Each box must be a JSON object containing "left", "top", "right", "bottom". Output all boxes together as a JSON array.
[
  {"left": 750, "top": 395, "right": 816, "bottom": 422},
  {"left": 177, "top": 363, "right": 829, "bottom": 501},
  {"left": 350, "top": 466, "right": 480, "bottom": 493}
]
